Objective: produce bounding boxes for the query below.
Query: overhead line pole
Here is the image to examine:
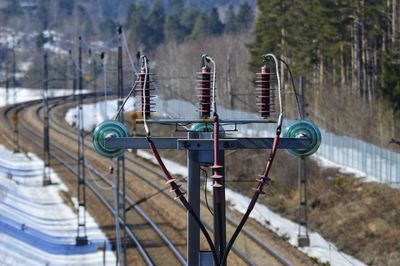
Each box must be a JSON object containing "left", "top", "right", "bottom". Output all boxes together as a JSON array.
[
  {"left": 71, "top": 49, "right": 77, "bottom": 102},
  {"left": 76, "top": 36, "right": 88, "bottom": 246},
  {"left": 297, "top": 76, "right": 310, "bottom": 247},
  {"left": 5, "top": 66, "right": 9, "bottom": 105},
  {"left": 42, "top": 52, "right": 51, "bottom": 186},
  {"left": 11, "top": 34, "right": 19, "bottom": 153},
  {"left": 117, "top": 26, "right": 127, "bottom": 266},
  {"left": 91, "top": 49, "right": 98, "bottom": 122}
]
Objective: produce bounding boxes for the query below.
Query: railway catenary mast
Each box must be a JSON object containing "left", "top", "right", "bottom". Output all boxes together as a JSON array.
[
  {"left": 116, "top": 26, "right": 128, "bottom": 266},
  {"left": 297, "top": 76, "right": 310, "bottom": 246},
  {"left": 42, "top": 52, "right": 51, "bottom": 186},
  {"left": 76, "top": 36, "right": 88, "bottom": 246}
]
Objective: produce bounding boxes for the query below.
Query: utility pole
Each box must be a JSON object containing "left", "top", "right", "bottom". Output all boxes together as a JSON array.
[
  {"left": 76, "top": 36, "right": 88, "bottom": 246},
  {"left": 226, "top": 53, "right": 233, "bottom": 109},
  {"left": 297, "top": 76, "right": 310, "bottom": 247},
  {"left": 91, "top": 49, "right": 98, "bottom": 122},
  {"left": 11, "top": 34, "right": 19, "bottom": 153},
  {"left": 71, "top": 49, "right": 77, "bottom": 102},
  {"left": 100, "top": 52, "right": 107, "bottom": 118},
  {"left": 118, "top": 26, "right": 127, "bottom": 266},
  {"left": 5, "top": 65, "right": 9, "bottom": 105},
  {"left": 12, "top": 33, "right": 17, "bottom": 104},
  {"left": 12, "top": 34, "right": 16, "bottom": 91},
  {"left": 11, "top": 111, "right": 19, "bottom": 153},
  {"left": 136, "top": 51, "right": 141, "bottom": 71},
  {"left": 42, "top": 52, "right": 51, "bottom": 186}
]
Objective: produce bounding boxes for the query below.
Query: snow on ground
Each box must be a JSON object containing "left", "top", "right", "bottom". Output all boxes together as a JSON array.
[
  {"left": 134, "top": 149, "right": 366, "bottom": 266},
  {"left": 65, "top": 99, "right": 367, "bottom": 265},
  {"left": 0, "top": 27, "right": 23, "bottom": 49},
  {"left": 66, "top": 97, "right": 400, "bottom": 188},
  {"left": 313, "top": 155, "right": 379, "bottom": 183},
  {"left": 0, "top": 88, "right": 87, "bottom": 107},
  {"left": 65, "top": 98, "right": 136, "bottom": 132},
  {"left": 43, "top": 43, "right": 68, "bottom": 55},
  {"left": 0, "top": 145, "right": 116, "bottom": 265},
  {"left": 136, "top": 150, "right": 188, "bottom": 178},
  {"left": 224, "top": 190, "right": 366, "bottom": 266}
]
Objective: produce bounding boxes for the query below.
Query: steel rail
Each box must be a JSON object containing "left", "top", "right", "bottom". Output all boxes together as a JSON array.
[
  {"left": 46, "top": 97, "right": 292, "bottom": 266},
  {"left": 1, "top": 98, "right": 186, "bottom": 266},
  {"left": 1, "top": 100, "right": 155, "bottom": 266}
]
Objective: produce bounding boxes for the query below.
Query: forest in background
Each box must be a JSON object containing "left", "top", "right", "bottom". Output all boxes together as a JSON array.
[
  {"left": 0, "top": 0, "right": 399, "bottom": 148},
  {"left": 250, "top": 0, "right": 400, "bottom": 148}
]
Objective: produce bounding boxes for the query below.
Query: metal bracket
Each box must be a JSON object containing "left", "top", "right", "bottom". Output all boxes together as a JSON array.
[{"left": 105, "top": 137, "right": 311, "bottom": 151}]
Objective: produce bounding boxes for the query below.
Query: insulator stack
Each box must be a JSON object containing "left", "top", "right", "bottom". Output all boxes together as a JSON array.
[
  {"left": 136, "top": 67, "right": 156, "bottom": 119},
  {"left": 196, "top": 66, "right": 212, "bottom": 118},
  {"left": 256, "top": 66, "right": 275, "bottom": 118}
]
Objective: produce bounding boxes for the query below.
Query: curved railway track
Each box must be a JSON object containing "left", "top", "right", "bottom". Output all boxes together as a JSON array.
[
  {"left": 46, "top": 97, "right": 298, "bottom": 266},
  {"left": 0, "top": 95, "right": 185, "bottom": 266},
  {"left": 0, "top": 94, "right": 312, "bottom": 266}
]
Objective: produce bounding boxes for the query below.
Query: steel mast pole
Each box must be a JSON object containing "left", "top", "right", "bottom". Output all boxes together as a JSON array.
[
  {"left": 11, "top": 34, "right": 19, "bottom": 153},
  {"left": 76, "top": 36, "right": 88, "bottom": 246},
  {"left": 297, "top": 76, "right": 310, "bottom": 247},
  {"left": 117, "top": 26, "right": 127, "bottom": 265},
  {"left": 42, "top": 52, "right": 51, "bottom": 186}
]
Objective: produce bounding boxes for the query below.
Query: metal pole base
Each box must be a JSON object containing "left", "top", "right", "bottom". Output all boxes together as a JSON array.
[
  {"left": 76, "top": 236, "right": 89, "bottom": 246},
  {"left": 42, "top": 179, "right": 52, "bottom": 186},
  {"left": 297, "top": 235, "right": 310, "bottom": 247}
]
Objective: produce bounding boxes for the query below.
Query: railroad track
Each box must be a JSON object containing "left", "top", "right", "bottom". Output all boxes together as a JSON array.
[
  {"left": 0, "top": 95, "right": 185, "bottom": 266},
  {"left": 45, "top": 96, "right": 297, "bottom": 266},
  {"left": 0, "top": 94, "right": 311, "bottom": 265}
]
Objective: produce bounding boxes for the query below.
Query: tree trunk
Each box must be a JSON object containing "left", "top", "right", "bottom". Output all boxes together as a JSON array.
[
  {"left": 373, "top": 38, "right": 378, "bottom": 99},
  {"left": 392, "top": 0, "right": 398, "bottom": 47},
  {"left": 226, "top": 53, "right": 233, "bottom": 110},
  {"left": 361, "top": 5, "right": 368, "bottom": 101},
  {"left": 319, "top": 52, "right": 324, "bottom": 89},
  {"left": 351, "top": 24, "right": 355, "bottom": 95},
  {"left": 354, "top": 6, "right": 363, "bottom": 97},
  {"left": 383, "top": 32, "right": 387, "bottom": 52},
  {"left": 333, "top": 57, "right": 337, "bottom": 89},
  {"left": 340, "top": 44, "right": 346, "bottom": 90}
]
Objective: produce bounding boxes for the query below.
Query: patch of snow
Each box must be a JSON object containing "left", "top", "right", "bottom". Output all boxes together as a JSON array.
[
  {"left": 18, "top": 61, "right": 32, "bottom": 72},
  {"left": 65, "top": 98, "right": 136, "bottom": 132},
  {"left": 135, "top": 151, "right": 366, "bottom": 266},
  {"left": 43, "top": 43, "right": 68, "bottom": 55},
  {"left": 0, "top": 144, "right": 116, "bottom": 265},
  {"left": 0, "top": 88, "right": 87, "bottom": 107},
  {"left": 68, "top": 97, "right": 400, "bottom": 186},
  {"left": 224, "top": 190, "right": 366, "bottom": 266},
  {"left": 313, "top": 155, "right": 381, "bottom": 183},
  {"left": 63, "top": 98, "right": 385, "bottom": 265},
  {"left": 136, "top": 150, "right": 188, "bottom": 178}
]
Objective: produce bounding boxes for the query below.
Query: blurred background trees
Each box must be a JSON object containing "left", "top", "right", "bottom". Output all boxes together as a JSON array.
[{"left": 0, "top": 0, "right": 399, "bottom": 146}]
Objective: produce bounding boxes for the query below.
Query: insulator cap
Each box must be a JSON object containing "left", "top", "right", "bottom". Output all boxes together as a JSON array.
[
  {"left": 92, "top": 120, "right": 128, "bottom": 158},
  {"left": 284, "top": 119, "right": 321, "bottom": 157}
]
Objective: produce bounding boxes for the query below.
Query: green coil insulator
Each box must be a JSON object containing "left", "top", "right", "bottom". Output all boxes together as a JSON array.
[
  {"left": 92, "top": 120, "right": 128, "bottom": 158},
  {"left": 190, "top": 123, "right": 225, "bottom": 136},
  {"left": 284, "top": 119, "right": 321, "bottom": 157},
  {"left": 190, "top": 123, "right": 214, "bottom": 132}
]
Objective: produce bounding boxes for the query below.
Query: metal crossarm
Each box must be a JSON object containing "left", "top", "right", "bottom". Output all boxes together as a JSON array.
[{"left": 105, "top": 137, "right": 311, "bottom": 150}]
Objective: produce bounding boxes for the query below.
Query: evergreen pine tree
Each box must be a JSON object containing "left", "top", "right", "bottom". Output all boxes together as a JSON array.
[
  {"left": 208, "top": 8, "right": 224, "bottom": 35},
  {"left": 236, "top": 2, "right": 253, "bottom": 32},
  {"left": 147, "top": 0, "right": 166, "bottom": 48},
  {"left": 224, "top": 5, "right": 237, "bottom": 33}
]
